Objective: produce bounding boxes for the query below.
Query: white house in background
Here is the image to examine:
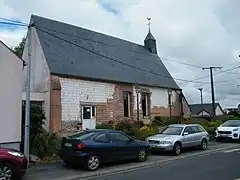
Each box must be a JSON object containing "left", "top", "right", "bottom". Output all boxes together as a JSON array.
[
  {"left": 0, "top": 40, "right": 25, "bottom": 150},
  {"left": 190, "top": 103, "right": 225, "bottom": 117},
  {"left": 23, "top": 15, "right": 189, "bottom": 133}
]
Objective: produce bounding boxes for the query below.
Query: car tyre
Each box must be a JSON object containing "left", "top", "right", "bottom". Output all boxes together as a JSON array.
[
  {"left": 173, "top": 142, "right": 181, "bottom": 156},
  {"left": 84, "top": 155, "right": 100, "bottom": 171},
  {"left": 216, "top": 137, "right": 221, "bottom": 142},
  {"left": 136, "top": 148, "right": 147, "bottom": 162},
  {"left": 0, "top": 162, "right": 17, "bottom": 180},
  {"left": 200, "top": 139, "right": 207, "bottom": 150}
]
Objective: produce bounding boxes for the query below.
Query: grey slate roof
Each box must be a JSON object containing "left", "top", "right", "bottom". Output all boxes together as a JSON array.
[
  {"left": 31, "top": 15, "right": 179, "bottom": 89},
  {"left": 190, "top": 103, "right": 223, "bottom": 115}
]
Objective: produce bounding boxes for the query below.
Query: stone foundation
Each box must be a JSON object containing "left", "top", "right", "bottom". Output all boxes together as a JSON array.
[{"left": 61, "top": 121, "right": 82, "bottom": 132}]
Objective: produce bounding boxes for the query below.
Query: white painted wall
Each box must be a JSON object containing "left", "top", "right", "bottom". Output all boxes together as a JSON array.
[
  {"left": 197, "top": 110, "right": 210, "bottom": 116},
  {"left": 22, "top": 28, "right": 50, "bottom": 129},
  {"left": 216, "top": 105, "right": 224, "bottom": 115},
  {"left": 133, "top": 86, "right": 178, "bottom": 110},
  {"left": 60, "top": 78, "right": 115, "bottom": 122},
  {"left": 0, "top": 41, "right": 23, "bottom": 148}
]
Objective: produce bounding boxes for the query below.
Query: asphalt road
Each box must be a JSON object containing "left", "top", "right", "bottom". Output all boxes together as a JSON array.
[
  {"left": 87, "top": 147, "right": 240, "bottom": 180},
  {"left": 25, "top": 142, "right": 240, "bottom": 180}
]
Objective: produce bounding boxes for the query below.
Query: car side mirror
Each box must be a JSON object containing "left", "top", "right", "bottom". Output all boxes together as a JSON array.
[{"left": 183, "top": 132, "right": 188, "bottom": 136}]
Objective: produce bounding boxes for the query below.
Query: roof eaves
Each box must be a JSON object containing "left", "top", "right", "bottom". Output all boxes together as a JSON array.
[{"left": 51, "top": 72, "right": 181, "bottom": 90}]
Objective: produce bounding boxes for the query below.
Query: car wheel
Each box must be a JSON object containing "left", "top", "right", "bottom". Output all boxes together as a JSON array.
[
  {"left": 173, "top": 142, "right": 181, "bottom": 156},
  {"left": 200, "top": 139, "right": 207, "bottom": 150},
  {"left": 136, "top": 148, "right": 147, "bottom": 162},
  {"left": 0, "top": 163, "right": 16, "bottom": 180},
  {"left": 84, "top": 155, "right": 100, "bottom": 171},
  {"left": 216, "top": 137, "right": 221, "bottom": 142}
]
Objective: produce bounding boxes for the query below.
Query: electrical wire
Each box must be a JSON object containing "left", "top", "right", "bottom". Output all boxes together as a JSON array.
[{"left": 35, "top": 26, "right": 211, "bottom": 84}]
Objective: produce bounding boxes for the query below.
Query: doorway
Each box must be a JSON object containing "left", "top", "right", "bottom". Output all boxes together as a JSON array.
[{"left": 82, "top": 106, "right": 96, "bottom": 130}]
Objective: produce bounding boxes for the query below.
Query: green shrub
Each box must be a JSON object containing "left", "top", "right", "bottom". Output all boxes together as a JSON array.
[
  {"left": 115, "top": 121, "right": 139, "bottom": 136},
  {"left": 154, "top": 116, "right": 179, "bottom": 125},
  {"left": 208, "top": 120, "right": 223, "bottom": 128},
  {"left": 30, "top": 132, "right": 61, "bottom": 159},
  {"left": 22, "top": 104, "right": 61, "bottom": 159}
]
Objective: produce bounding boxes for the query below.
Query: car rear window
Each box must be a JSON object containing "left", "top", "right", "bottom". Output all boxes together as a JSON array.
[{"left": 69, "top": 131, "right": 96, "bottom": 140}]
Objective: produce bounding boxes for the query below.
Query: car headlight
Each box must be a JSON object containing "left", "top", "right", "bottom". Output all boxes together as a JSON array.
[
  {"left": 233, "top": 128, "right": 239, "bottom": 131},
  {"left": 159, "top": 141, "right": 172, "bottom": 144},
  {"left": 8, "top": 151, "right": 25, "bottom": 158}
]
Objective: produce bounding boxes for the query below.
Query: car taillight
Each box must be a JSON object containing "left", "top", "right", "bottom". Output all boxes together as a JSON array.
[{"left": 76, "top": 143, "right": 86, "bottom": 150}]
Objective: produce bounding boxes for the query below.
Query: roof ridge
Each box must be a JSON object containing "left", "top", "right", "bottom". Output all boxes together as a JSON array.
[{"left": 31, "top": 14, "right": 150, "bottom": 51}]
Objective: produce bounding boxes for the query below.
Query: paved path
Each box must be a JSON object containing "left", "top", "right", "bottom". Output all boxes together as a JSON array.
[
  {"left": 88, "top": 145, "right": 240, "bottom": 180},
  {"left": 24, "top": 142, "right": 240, "bottom": 180}
]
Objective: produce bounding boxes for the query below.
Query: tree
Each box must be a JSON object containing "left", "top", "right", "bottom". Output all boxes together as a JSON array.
[{"left": 13, "top": 37, "right": 26, "bottom": 58}]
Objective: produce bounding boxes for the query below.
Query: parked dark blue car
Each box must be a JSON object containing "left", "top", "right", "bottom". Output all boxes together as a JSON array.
[{"left": 60, "top": 129, "right": 150, "bottom": 171}]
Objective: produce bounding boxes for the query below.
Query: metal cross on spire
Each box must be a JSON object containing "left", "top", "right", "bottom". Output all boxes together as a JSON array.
[{"left": 147, "top": 17, "right": 151, "bottom": 32}]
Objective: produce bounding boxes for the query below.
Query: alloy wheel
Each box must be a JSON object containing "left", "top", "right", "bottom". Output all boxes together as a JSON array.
[
  {"left": 87, "top": 156, "right": 100, "bottom": 171},
  {"left": 174, "top": 143, "right": 181, "bottom": 155},
  {"left": 0, "top": 165, "right": 12, "bottom": 180},
  {"left": 201, "top": 139, "right": 207, "bottom": 150},
  {"left": 138, "top": 149, "right": 147, "bottom": 161}
]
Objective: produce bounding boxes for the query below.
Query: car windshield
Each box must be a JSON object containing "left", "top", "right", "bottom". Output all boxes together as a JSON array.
[
  {"left": 69, "top": 131, "right": 96, "bottom": 140},
  {"left": 222, "top": 120, "right": 240, "bottom": 127},
  {"left": 160, "top": 127, "right": 183, "bottom": 135}
]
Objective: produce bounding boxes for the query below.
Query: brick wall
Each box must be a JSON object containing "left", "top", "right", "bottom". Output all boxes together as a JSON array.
[
  {"left": 133, "top": 85, "right": 182, "bottom": 121},
  {"left": 49, "top": 76, "right": 182, "bottom": 132},
  {"left": 49, "top": 75, "right": 62, "bottom": 132}
]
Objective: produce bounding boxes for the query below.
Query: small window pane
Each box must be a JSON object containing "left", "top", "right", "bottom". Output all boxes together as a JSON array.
[
  {"left": 92, "top": 106, "right": 96, "bottom": 117},
  {"left": 123, "top": 92, "right": 130, "bottom": 117},
  {"left": 94, "top": 133, "right": 109, "bottom": 143},
  {"left": 196, "top": 126, "right": 205, "bottom": 132},
  {"left": 184, "top": 127, "right": 192, "bottom": 134},
  {"left": 190, "top": 126, "right": 200, "bottom": 133},
  {"left": 109, "top": 132, "right": 130, "bottom": 142}
]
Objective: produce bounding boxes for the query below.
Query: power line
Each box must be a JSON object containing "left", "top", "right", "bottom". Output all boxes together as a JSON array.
[
  {"left": 1, "top": 19, "right": 240, "bottom": 86},
  {"left": 161, "top": 57, "right": 203, "bottom": 68},
  {"left": 179, "top": 64, "right": 240, "bottom": 85},
  {"left": 34, "top": 24, "right": 218, "bottom": 69},
  {"left": 0, "top": 17, "right": 28, "bottom": 25},
  {"left": 0, "top": 21, "right": 27, "bottom": 27},
  {"left": 35, "top": 26, "right": 211, "bottom": 84}
]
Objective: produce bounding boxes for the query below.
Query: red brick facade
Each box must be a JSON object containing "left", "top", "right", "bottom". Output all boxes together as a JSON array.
[
  {"left": 48, "top": 76, "right": 184, "bottom": 132},
  {"left": 49, "top": 75, "right": 62, "bottom": 132}
]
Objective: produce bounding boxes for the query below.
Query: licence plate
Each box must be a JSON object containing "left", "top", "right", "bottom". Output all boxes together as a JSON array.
[{"left": 64, "top": 143, "right": 72, "bottom": 147}]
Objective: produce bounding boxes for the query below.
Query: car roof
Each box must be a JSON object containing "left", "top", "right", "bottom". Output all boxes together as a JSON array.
[
  {"left": 82, "top": 129, "right": 120, "bottom": 133},
  {"left": 168, "top": 124, "right": 201, "bottom": 128}
]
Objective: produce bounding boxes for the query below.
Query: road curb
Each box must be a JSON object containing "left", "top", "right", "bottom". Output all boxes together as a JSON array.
[{"left": 53, "top": 143, "right": 240, "bottom": 180}]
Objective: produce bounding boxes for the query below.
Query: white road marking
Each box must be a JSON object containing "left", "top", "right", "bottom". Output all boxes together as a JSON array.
[{"left": 223, "top": 148, "right": 240, "bottom": 153}]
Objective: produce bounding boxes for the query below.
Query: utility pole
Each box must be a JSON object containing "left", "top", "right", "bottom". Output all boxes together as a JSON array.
[
  {"left": 24, "top": 23, "right": 34, "bottom": 160},
  {"left": 202, "top": 67, "right": 222, "bottom": 117},
  {"left": 198, "top": 88, "right": 203, "bottom": 116}
]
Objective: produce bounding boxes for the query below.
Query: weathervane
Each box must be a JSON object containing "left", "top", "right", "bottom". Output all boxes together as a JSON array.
[{"left": 147, "top": 17, "right": 151, "bottom": 32}]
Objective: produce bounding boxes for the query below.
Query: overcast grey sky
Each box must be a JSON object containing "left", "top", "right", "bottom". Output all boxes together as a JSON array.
[{"left": 1, "top": 0, "right": 240, "bottom": 108}]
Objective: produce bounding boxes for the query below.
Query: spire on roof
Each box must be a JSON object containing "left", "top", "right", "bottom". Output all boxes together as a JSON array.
[
  {"left": 144, "top": 17, "right": 157, "bottom": 54},
  {"left": 147, "top": 17, "right": 151, "bottom": 33}
]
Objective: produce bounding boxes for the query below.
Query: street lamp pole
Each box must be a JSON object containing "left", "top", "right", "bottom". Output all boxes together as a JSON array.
[
  {"left": 198, "top": 88, "right": 203, "bottom": 116},
  {"left": 168, "top": 89, "right": 172, "bottom": 121}
]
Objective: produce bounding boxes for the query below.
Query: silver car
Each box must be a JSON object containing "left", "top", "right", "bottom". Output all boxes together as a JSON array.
[{"left": 146, "top": 124, "right": 209, "bottom": 155}]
